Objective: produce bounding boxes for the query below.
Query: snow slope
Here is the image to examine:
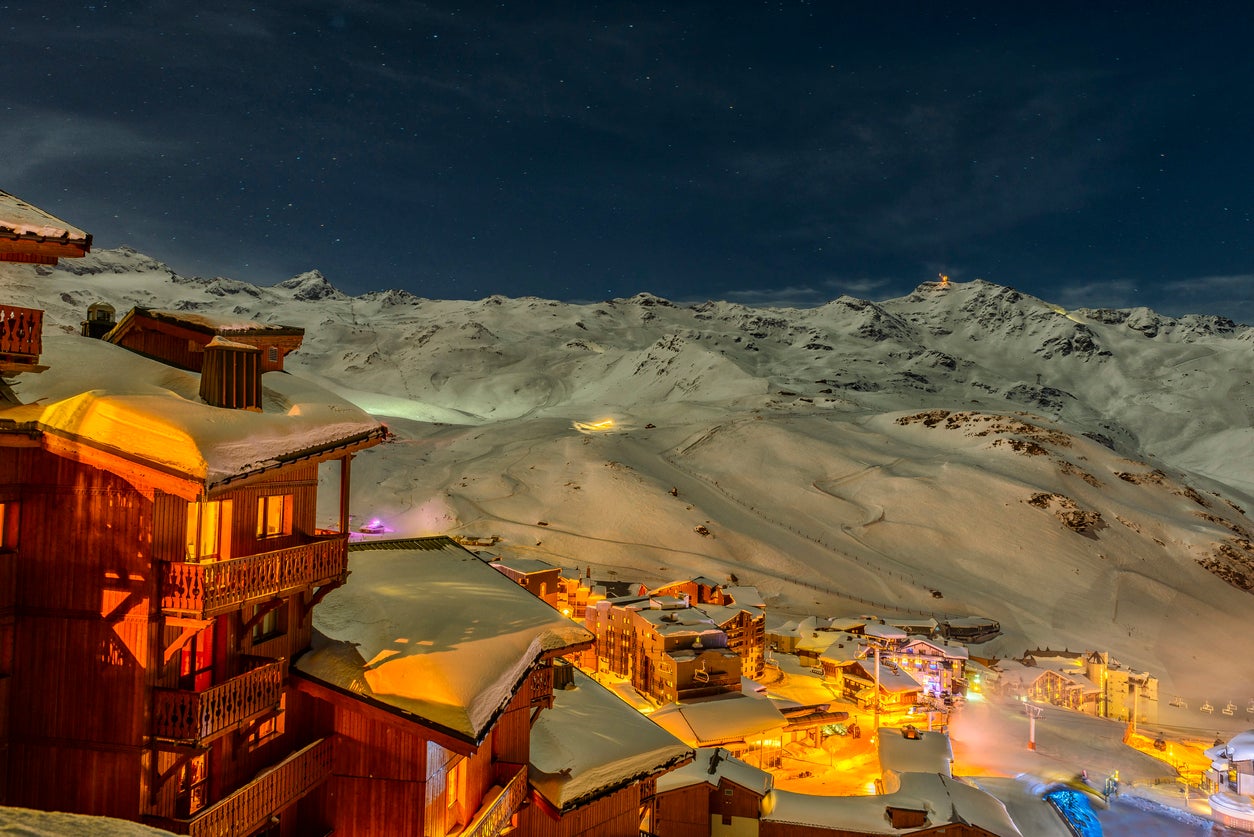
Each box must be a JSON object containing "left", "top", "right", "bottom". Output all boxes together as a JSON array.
[{"left": 3, "top": 250, "right": 1252, "bottom": 728}]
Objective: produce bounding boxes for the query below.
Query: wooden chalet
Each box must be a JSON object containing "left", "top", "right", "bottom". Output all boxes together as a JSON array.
[
  {"left": 524, "top": 667, "right": 691, "bottom": 837},
  {"left": 105, "top": 307, "right": 305, "bottom": 375},
  {"left": 0, "top": 190, "right": 92, "bottom": 376},
  {"left": 292, "top": 537, "right": 615, "bottom": 836},
  {"left": 0, "top": 209, "right": 387, "bottom": 834},
  {"left": 650, "top": 747, "right": 773, "bottom": 837}
]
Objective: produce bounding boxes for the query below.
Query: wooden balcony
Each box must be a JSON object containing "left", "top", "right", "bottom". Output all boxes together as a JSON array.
[
  {"left": 161, "top": 737, "right": 333, "bottom": 837},
  {"left": 153, "top": 657, "right": 286, "bottom": 744},
  {"left": 462, "top": 763, "right": 529, "bottom": 837},
  {"left": 0, "top": 304, "right": 42, "bottom": 374},
  {"left": 161, "top": 533, "right": 348, "bottom": 618}
]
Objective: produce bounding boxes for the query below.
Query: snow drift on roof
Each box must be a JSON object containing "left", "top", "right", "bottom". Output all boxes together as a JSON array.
[
  {"left": 654, "top": 747, "right": 773, "bottom": 796},
  {"left": 4, "top": 336, "right": 383, "bottom": 489},
  {"left": 0, "top": 189, "right": 90, "bottom": 241},
  {"left": 763, "top": 774, "right": 1022, "bottom": 837},
  {"left": 529, "top": 668, "right": 691, "bottom": 811},
  {"left": 650, "top": 695, "right": 786, "bottom": 746},
  {"left": 295, "top": 538, "right": 594, "bottom": 744}
]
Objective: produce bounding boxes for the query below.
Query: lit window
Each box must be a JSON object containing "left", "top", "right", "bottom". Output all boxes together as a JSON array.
[
  {"left": 256, "top": 494, "right": 293, "bottom": 538},
  {"left": 186, "top": 500, "right": 232, "bottom": 561},
  {"left": 0, "top": 502, "right": 12, "bottom": 550}
]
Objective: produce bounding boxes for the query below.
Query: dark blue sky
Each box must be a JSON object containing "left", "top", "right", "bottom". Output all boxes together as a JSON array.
[{"left": 4, "top": 2, "right": 1251, "bottom": 320}]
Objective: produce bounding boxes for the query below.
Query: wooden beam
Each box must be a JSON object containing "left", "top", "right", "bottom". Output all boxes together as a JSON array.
[
  {"left": 162, "top": 617, "right": 214, "bottom": 664},
  {"left": 300, "top": 578, "right": 344, "bottom": 621},
  {"left": 0, "top": 236, "right": 91, "bottom": 259}
]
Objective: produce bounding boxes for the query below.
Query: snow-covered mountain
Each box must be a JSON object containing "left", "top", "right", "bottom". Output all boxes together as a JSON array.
[{"left": 5, "top": 248, "right": 1253, "bottom": 728}]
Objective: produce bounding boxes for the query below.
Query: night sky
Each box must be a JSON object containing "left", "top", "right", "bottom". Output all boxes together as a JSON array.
[{"left": 4, "top": 2, "right": 1252, "bottom": 320}]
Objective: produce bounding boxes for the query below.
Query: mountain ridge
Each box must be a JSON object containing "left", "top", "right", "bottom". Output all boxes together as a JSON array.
[{"left": 4, "top": 247, "right": 1252, "bottom": 718}]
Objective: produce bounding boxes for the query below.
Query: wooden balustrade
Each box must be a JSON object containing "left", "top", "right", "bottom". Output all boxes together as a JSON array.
[
  {"left": 161, "top": 534, "right": 348, "bottom": 617},
  {"left": 462, "top": 763, "right": 529, "bottom": 837},
  {"left": 0, "top": 305, "right": 42, "bottom": 360},
  {"left": 153, "top": 658, "right": 286, "bottom": 743},
  {"left": 167, "top": 737, "right": 333, "bottom": 837},
  {"left": 528, "top": 665, "right": 554, "bottom": 710}
]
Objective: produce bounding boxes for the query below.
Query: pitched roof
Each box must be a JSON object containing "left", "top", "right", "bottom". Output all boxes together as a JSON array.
[
  {"left": 650, "top": 695, "right": 787, "bottom": 746},
  {"left": 294, "top": 538, "right": 594, "bottom": 745},
  {"left": 2, "top": 334, "right": 384, "bottom": 495},
  {"left": 528, "top": 668, "right": 691, "bottom": 811},
  {"left": 0, "top": 189, "right": 91, "bottom": 263},
  {"left": 655, "top": 747, "right": 773, "bottom": 796}
]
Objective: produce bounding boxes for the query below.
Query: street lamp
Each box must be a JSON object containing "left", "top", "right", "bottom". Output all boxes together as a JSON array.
[{"left": 1024, "top": 702, "right": 1043, "bottom": 751}]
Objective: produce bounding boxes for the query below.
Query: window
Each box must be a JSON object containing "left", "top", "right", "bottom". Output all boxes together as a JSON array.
[
  {"left": 0, "top": 502, "right": 14, "bottom": 550},
  {"left": 251, "top": 601, "right": 287, "bottom": 644},
  {"left": 186, "top": 500, "right": 231, "bottom": 561},
  {"left": 267, "top": 346, "right": 279, "bottom": 363},
  {"left": 256, "top": 494, "right": 293, "bottom": 538},
  {"left": 447, "top": 756, "right": 469, "bottom": 827}
]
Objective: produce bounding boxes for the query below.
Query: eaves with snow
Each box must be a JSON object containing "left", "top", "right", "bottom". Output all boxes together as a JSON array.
[
  {"left": 1, "top": 335, "right": 385, "bottom": 498},
  {"left": 763, "top": 773, "right": 1023, "bottom": 837},
  {"left": 294, "top": 538, "right": 595, "bottom": 746},
  {"left": 528, "top": 668, "right": 692, "bottom": 813},
  {"left": 0, "top": 188, "right": 91, "bottom": 248}
]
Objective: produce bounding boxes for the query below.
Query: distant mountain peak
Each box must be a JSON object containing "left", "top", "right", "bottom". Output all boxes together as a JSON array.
[{"left": 275, "top": 269, "right": 346, "bottom": 301}]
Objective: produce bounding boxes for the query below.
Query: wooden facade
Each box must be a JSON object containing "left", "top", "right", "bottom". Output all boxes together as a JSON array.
[
  {"left": 0, "top": 409, "right": 367, "bottom": 833},
  {"left": 104, "top": 307, "right": 304, "bottom": 374}
]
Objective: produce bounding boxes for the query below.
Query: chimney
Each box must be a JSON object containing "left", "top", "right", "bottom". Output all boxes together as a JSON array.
[
  {"left": 81, "top": 302, "right": 116, "bottom": 339},
  {"left": 199, "top": 337, "right": 262, "bottom": 410}
]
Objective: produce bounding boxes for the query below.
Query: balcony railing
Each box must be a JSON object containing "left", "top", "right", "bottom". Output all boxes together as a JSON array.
[
  {"left": 153, "top": 658, "right": 286, "bottom": 744},
  {"left": 0, "top": 305, "right": 42, "bottom": 363},
  {"left": 161, "top": 533, "right": 348, "bottom": 617},
  {"left": 462, "top": 763, "right": 529, "bottom": 837},
  {"left": 163, "top": 737, "right": 333, "bottom": 837}
]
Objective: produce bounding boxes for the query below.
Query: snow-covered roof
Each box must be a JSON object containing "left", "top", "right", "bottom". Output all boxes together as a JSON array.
[
  {"left": 528, "top": 668, "right": 691, "bottom": 811},
  {"left": 295, "top": 538, "right": 594, "bottom": 745},
  {"left": 489, "top": 556, "right": 559, "bottom": 575},
  {"left": 844, "top": 661, "right": 923, "bottom": 694},
  {"left": 649, "top": 695, "right": 787, "bottom": 746},
  {"left": 899, "top": 637, "right": 970, "bottom": 660},
  {"left": 636, "top": 606, "right": 720, "bottom": 637},
  {"left": 863, "top": 623, "right": 909, "bottom": 642},
  {"left": 115, "top": 307, "right": 305, "bottom": 337},
  {"left": 3, "top": 335, "right": 384, "bottom": 494},
  {"left": 654, "top": 747, "right": 773, "bottom": 796},
  {"left": 722, "top": 585, "right": 765, "bottom": 608},
  {"left": 878, "top": 728, "right": 954, "bottom": 777},
  {"left": 817, "top": 634, "right": 870, "bottom": 663},
  {"left": 762, "top": 774, "right": 1021, "bottom": 837},
  {"left": 699, "top": 601, "right": 764, "bottom": 624},
  {"left": 0, "top": 189, "right": 90, "bottom": 241},
  {"left": 1207, "top": 730, "right": 1254, "bottom": 762}
]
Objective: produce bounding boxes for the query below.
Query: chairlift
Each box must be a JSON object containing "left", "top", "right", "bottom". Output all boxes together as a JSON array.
[
  {"left": 693, "top": 664, "right": 710, "bottom": 684},
  {"left": 1200, "top": 699, "right": 1214, "bottom": 714},
  {"left": 1246, "top": 698, "right": 1254, "bottom": 714},
  {"left": 1222, "top": 701, "right": 1236, "bottom": 716},
  {"left": 1169, "top": 695, "right": 1185, "bottom": 709}
]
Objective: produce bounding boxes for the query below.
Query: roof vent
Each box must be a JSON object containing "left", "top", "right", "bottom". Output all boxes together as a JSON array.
[{"left": 200, "top": 337, "right": 262, "bottom": 410}]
